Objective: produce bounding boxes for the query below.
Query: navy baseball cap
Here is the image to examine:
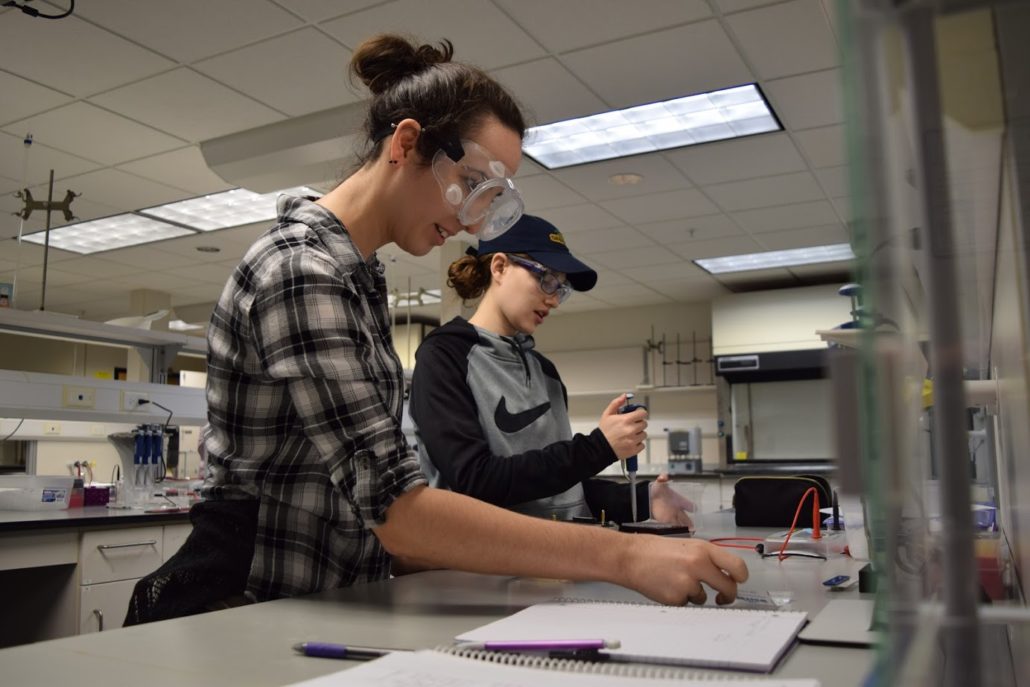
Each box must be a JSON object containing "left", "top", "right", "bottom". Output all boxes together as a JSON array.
[{"left": 472, "top": 214, "right": 598, "bottom": 292}]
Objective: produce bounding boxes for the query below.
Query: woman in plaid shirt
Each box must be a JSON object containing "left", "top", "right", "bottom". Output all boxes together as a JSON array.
[{"left": 127, "top": 33, "right": 746, "bottom": 624}]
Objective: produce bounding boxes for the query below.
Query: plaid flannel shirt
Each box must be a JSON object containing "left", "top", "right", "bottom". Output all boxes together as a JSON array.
[{"left": 202, "top": 196, "right": 426, "bottom": 602}]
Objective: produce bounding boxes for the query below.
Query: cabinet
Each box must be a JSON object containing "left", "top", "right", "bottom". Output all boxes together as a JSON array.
[{"left": 75, "top": 523, "right": 189, "bottom": 634}]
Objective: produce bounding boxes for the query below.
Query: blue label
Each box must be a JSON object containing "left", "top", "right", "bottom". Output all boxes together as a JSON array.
[{"left": 41, "top": 488, "right": 67, "bottom": 503}]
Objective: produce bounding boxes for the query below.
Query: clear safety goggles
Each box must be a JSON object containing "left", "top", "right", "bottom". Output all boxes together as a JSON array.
[
  {"left": 506, "top": 254, "right": 573, "bottom": 304},
  {"left": 430, "top": 138, "right": 524, "bottom": 240}
]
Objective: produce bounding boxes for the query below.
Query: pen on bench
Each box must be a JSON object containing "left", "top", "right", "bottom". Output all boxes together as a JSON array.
[
  {"left": 292, "top": 642, "right": 404, "bottom": 660},
  {"left": 456, "top": 639, "right": 621, "bottom": 651}
]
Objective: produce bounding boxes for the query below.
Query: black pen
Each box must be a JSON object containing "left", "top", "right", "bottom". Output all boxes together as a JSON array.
[{"left": 292, "top": 642, "right": 401, "bottom": 660}]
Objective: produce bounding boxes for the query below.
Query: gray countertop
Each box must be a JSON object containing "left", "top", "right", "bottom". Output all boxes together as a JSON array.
[{"left": 0, "top": 505, "right": 190, "bottom": 532}]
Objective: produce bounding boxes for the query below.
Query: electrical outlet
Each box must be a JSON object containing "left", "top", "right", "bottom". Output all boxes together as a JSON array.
[
  {"left": 62, "top": 385, "right": 96, "bottom": 409},
  {"left": 121, "top": 391, "right": 150, "bottom": 410},
  {"left": 44, "top": 422, "right": 61, "bottom": 435}
]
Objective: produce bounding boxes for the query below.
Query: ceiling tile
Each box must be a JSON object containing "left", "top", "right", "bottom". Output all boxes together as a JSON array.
[
  {"left": 194, "top": 28, "right": 360, "bottom": 117},
  {"left": 620, "top": 262, "right": 708, "bottom": 282},
  {"left": 668, "top": 235, "right": 764, "bottom": 259},
  {"left": 321, "top": 0, "right": 546, "bottom": 70},
  {"left": 551, "top": 153, "right": 692, "bottom": 202},
  {"left": 515, "top": 158, "right": 546, "bottom": 179},
  {"left": 116, "top": 147, "right": 234, "bottom": 196},
  {"left": 47, "top": 168, "right": 191, "bottom": 213},
  {"left": 788, "top": 262, "right": 852, "bottom": 280},
  {"left": 0, "top": 14, "right": 173, "bottom": 97},
  {"left": 75, "top": 0, "right": 304, "bottom": 63},
  {"left": 172, "top": 263, "right": 238, "bottom": 285},
  {"left": 517, "top": 175, "right": 588, "bottom": 211},
  {"left": 588, "top": 282, "right": 665, "bottom": 300},
  {"left": 0, "top": 70, "right": 73, "bottom": 126},
  {"left": 665, "top": 133, "right": 806, "bottom": 185},
  {"left": 724, "top": 0, "right": 838, "bottom": 79},
  {"left": 650, "top": 277, "right": 729, "bottom": 303},
  {"left": 703, "top": 171, "right": 825, "bottom": 211},
  {"left": 0, "top": 132, "right": 101, "bottom": 188},
  {"left": 592, "top": 268, "right": 635, "bottom": 287},
  {"left": 85, "top": 245, "right": 201, "bottom": 271},
  {"left": 572, "top": 227, "right": 656, "bottom": 255},
  {"left": 151, "top": 233, "right": 253, "bottom": 263},
  {"left": 814, "top": 165, "right": 849, "bottom": 197},
  {"left": 495, "top": 0, "right": 711, "bottom": 53},
  {"left": 597, "top": 291, "right": 672, "bottom": 307},
  {"left": 636, "top": 214, "right": 743, "bottom": 244},
  {"left": 753, "top": 223, "right": 848, "bottom": 250},
  {"left": 90, "top": 69, "right": 284, "bottom": 143},
  {"left": 107, "top": 271, "right": 203, "bottom": 293},
  {"left": 171, "top": 283, "right": 229, "bottom": 305},
  {"left": 3, "top": 102, "right": 184, "bottom": 166},
  {"left": 491, "top": 59, "right": 607, "bottom": 126},
  {"left": 731, "top": 200, "right": 840, "bottom": 232},
  {"left": 714, "top": 0, "right": 784, "bottom": 12},
  {"left": 533, "top": 203, "right": 626, "bottom": 233},
  {"left": 764, "top": 68, "right": 843, "bottom": 131},
  {"left": 600, "top": 189, "right": 721, "bottom": 224},
  {"left": 831, "top": 196, "right": 853, "bottom": 224},
  {"left": 279, "top": 0, "right": 382, "bottom": 22},
  {"left": 51, "top": 256, "right": 154, "bottom": 279},
  {"left": 586, "top": 244, "right": 684, "bottom": 269},
  {"left": 794, "top": 124, "right": 846, "bottom": 168},
  {"left": 561, "top": 21, "right": 752, "bottom": 109}
]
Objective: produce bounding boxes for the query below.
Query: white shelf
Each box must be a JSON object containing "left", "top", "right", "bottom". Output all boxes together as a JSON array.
[
  {"left": 568, "top": 385, "right": 715, "bottom": 399},
  {"left": 0, "top": 308, "right": 206, "bottom": 356},
  {"left": 0, "top": 369, "right": 207, "bottom": 426}
]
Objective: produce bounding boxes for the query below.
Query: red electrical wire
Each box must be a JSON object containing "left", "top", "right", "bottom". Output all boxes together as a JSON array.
[
  {"left": 777, "top": 486, "right": 821, "bottom": 561},
  {"left": 710, "top": 537, "right": 764, "bottom": 550}
]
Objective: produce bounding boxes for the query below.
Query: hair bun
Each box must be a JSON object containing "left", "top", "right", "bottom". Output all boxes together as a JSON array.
[{"left": 350, "top": 34, "right": 454, "bottom": 95}]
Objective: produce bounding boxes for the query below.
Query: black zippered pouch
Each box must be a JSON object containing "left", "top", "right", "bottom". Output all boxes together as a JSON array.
[{"left": 733, "top": 474, "right": 832, "bottom": 528}]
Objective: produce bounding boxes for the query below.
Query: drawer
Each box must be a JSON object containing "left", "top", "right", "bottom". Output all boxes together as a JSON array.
[
  {"left": 162, "top": 523, "right": 192, "bottom": 562},
  {"left": 79, "top": 578, "right": 137, "bottom": 633},
  {"left": 80, "top": 527, "right": 163, "bottom": 585},
  {"left": 0, "top": 531, "right": 77, "bottom": 571}
]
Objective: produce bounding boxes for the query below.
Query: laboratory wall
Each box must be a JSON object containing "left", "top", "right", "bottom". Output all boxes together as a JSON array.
[{"left": 0, "top": 333, "right": 125, "bottom": 378}]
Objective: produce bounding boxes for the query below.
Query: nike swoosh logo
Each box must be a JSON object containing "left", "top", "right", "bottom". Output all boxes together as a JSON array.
[{"left": 494, "top": 397, "right": 551, "bottom": 434}]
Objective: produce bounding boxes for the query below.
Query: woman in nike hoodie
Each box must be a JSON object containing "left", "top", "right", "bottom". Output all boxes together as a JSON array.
[{"left": 410, "top": 215, "right": 694, "bottom": 525}]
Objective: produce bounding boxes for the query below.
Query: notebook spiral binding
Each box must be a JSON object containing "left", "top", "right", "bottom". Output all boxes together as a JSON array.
[
  {"left": 438, "top": 645, "right": 769, "bottom": 681},
  {"left": 554, "top": 596, "right": 779, "bottom": 615}
]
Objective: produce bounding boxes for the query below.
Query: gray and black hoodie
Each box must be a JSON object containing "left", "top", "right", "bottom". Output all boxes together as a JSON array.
[{"left": 410, "top": 317, "right": 648, "bottom": 522}]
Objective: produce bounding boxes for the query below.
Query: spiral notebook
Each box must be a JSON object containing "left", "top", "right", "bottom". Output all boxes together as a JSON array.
[
  {"left": 455, "top": 599, "right": 809, "bottom": 673},
  {"left": 286, "top": 648, "right": 821, "bottom": 686}
]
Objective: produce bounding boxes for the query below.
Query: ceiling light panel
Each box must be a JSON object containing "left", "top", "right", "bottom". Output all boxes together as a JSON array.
[
  {"left": 524, "top": 84, "right": 780, "bottom": 169},
  {"left": 21, "top": 214, "right": 195, "bottom": 255},
  {"left": 694, "top": 243, "right": 854, "bottom": 274},
  {"left": 138, "top": 186, "right": 320, "bottom": 231}
]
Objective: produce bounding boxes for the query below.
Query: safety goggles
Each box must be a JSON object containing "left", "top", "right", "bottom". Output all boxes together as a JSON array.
[
  {"left": 428, "top": 136, "right": 524, "bottom": 240},
  {"left": 506, "top": 254, "right": 573, "bottom": 304}
]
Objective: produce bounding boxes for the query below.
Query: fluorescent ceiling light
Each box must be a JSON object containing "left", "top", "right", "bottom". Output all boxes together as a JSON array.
[
  {"left": 138, "top": 186, "right": 319, "bottom": 231},
  {"left": 694, "top": 243, "right": 855, "bottom": 274},
  {"left": 19, "top": 186, "right": 322, "bottom": 255},
  {"left": 523, "top": 84, "right": 781, "bottom": 169},
  {"left": 21, "top": 214, "right": 195, "bottom": 255}
]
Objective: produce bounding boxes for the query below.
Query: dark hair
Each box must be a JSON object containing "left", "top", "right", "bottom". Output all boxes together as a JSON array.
[{"left": 349, "top": 34, "right": 526, "bottom": 166}]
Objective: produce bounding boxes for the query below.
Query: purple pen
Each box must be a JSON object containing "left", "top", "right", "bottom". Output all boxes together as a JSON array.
[
  {"left": 292, "top": 642, "right": 398, "bottom": 660},
  {"left": 460, "top": 639, "right": 621, "bottom": 651}
]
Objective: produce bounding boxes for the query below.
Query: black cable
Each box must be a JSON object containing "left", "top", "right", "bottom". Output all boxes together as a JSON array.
[
  {"left": 2, "top": 0, "right": 75, "bottom": 19},
  {"left": 1, "top": 418, "right": 25, "bottom": 442}
]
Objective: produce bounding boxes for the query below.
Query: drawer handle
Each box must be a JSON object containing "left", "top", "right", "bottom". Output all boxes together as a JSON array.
[
  {"left": 93, "top": 608, "right": 104, "bottom": 632},
  {"left": 96, "top": 540, "right": 157, "bottom": 551}
]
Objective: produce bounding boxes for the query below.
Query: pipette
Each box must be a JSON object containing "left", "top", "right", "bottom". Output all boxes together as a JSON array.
[{"left": 619, "top": 393, "right": 647, "bottom": 522}]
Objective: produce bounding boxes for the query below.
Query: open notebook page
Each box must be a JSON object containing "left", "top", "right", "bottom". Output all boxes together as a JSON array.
[
  {"left": 456, "top": 600, "right": 808, "bottom": 672},
  {"left": 285, "top": 650, "right": 822, "bottom": 687}
]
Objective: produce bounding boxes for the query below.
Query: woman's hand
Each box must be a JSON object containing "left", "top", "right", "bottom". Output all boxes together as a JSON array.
[{"left": 649, "top": 473, "right": 695, "bottom": 528}]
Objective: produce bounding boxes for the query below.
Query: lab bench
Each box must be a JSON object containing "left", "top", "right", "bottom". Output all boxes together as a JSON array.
[
  {"left": 0, "top": 511, "right": 873, "bottom": 686},
  {"left": 0, "top": 507, "right": 191, "bottom": 647}
]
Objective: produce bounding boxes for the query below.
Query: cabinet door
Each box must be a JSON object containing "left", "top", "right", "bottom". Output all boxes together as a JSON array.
[
  {"left": 79, "top": 578, "right": 137, "bottom": 634},
  {"left": 162, "top": 523, "right": 192, "bottom": 562}
]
